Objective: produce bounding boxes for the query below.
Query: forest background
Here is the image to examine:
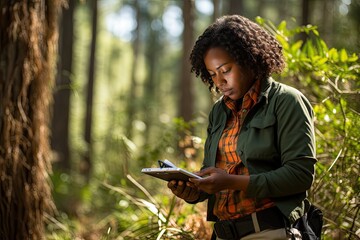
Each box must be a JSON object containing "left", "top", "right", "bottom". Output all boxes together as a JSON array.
[{"left": 0, "top": 0, "right": 359, "bottom": 239}]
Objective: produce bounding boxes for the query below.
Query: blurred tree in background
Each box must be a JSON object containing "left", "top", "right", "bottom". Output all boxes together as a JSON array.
[{"left": 1, "top": 0, "right": 358, "bottom": 239}]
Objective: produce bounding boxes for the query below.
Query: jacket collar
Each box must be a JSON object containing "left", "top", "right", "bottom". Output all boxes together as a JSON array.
[{"left": 258, "top": 77, "right": 273, "bottom": 104}]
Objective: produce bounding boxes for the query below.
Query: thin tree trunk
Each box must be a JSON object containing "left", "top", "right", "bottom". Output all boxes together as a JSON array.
[
  {"left": 83, "top": 0, "right": 98, "bottom": 182},
  {"left": 125, "top": 0, "right": 140, "bottom": 140},
  {"left": 257, "top": 0, "right": 266, "bottom": 18},
  {"left": 278, "top": 0, "right": 288, "bottom": 21},
  {"left": 302, "top": 0, "right": 310, "bottom": 25},
  {"left": 179, "top": 0, "right": 194, "bottom": 122},
  {"left": 0, "top": 1, "right": 62, "bottom": 239},
  {"left": 213, "top": 0, "right": 220, "bottom": 21},
  {"left": 51, "top": 0, "right": 76, "bottom": 171},
  {"left": 321, "top": 0, "right": 332, "bottom": 45},
  {"left": 227, "top": 0, "right": 244, "bottom": 15},
  {"left": 300, "top": 0, "right": 311, "bottom": 41},
  {"left": 143, "top": 28, "right": 157, "bottom": 148}
]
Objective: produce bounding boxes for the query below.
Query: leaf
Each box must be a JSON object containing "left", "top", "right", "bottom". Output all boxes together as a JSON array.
[
  {"left": 303, "top": 40, "right": 315, "bottom": 58},
  {"left": 316, "top": 57, "right": 328, "bottom": 66},
  {"left": 347, "top": 53, "right": 359, "bottom": 62},
  {"left": 290, "top": 40, "right": 303, "bottom": 53},
  {"left": 328, "top": 48, "right": 339, "bottom": 62},
  {"left": 340, "top": 49, "right": 348, "bottom": 62},
  {"left": 278, "top": 20, "right": 287, "bottom": 32},
  {"left": 255, "top": 16, "right": 265, "bottom": 25}
]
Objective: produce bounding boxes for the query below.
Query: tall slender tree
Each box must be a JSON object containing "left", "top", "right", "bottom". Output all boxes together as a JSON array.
[
  {"left": 300, "top": 0, "right": 311, "bottom": 41},
  {"left": 179, "top": 0, "right": 194, "bottom": 123},
  {"left": 83, "top": 0, "right": 98, "bottom": 182},
  {"left": 125, "top": 0, "right": 140, "bottom": 140},
  {"left": 51, "top": 0, "right": 76, "bottom": 171},
  {"left": 213, "top": 0, "right": 221, "bottom": 21},
  {"left": 227, "top": 0, "right": 244, "bottom": 15},
  {"left": 0, "top": 1, "right": 62, "bottom": 239}
]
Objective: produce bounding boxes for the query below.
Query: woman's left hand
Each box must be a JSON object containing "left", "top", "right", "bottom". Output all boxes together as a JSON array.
[
  {"left": 189, "top": 167, "right": 231, "bottom": 194},
  {"left": 190, "top": 167, "right": 250, "bottom": 194}
]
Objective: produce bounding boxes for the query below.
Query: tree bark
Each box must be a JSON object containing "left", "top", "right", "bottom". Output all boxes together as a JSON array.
[{"left": 0, "top": 0, "right": 62, "bottom": 239}]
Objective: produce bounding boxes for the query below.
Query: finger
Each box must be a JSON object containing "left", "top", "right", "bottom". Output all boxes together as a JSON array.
[
  {"left": 189, "top": 178, "right": 199, "bottom": 184},
  {"left": 198, "top": 167, "right": 214, "bottom": 176},
  {"left": 167, "top": 180, "right": 178, "bottom": 190},
  {"left": 174, "top": 181, "right": 186, "bottom": 195},
  {"left": 186, "top": 181, "right": 197, "bottom": 188},
  {"left": 182, "top": 184, "right": 192, "bottom": 197}
]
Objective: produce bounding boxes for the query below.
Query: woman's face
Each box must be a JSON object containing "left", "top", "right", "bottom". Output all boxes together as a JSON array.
[{"left": 204, "top": 47, "right": 255, "bottom": 100}]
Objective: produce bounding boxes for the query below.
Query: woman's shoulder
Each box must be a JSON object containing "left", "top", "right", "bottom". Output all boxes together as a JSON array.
[
  {"left": 273, "top": 81, "right": 305, "bottom": 97},
  {"left": 269, "top": 81, "right": 314, "bottom": 116},
  {"left": 270, "top": 81, "right": 310, "bottom": 104}
]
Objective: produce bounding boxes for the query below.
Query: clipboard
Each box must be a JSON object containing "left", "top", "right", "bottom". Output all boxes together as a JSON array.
[{"left": 141, "top": 160, "right": 201, "bottom": 182}]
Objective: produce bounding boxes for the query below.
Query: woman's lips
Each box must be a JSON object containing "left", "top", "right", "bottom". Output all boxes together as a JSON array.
[{"left": 221, "top": 89, "right": 231, "bottom": 95}]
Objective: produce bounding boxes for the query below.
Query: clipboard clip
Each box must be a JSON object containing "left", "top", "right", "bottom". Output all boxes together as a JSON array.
[{"left": 158, "top": 160, "right": 175, "bottom": 168}]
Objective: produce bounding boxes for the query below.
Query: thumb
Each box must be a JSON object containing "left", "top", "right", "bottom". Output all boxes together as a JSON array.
[
  {"left": 189, "top": 177, "right": 200, "bottom": 185},
  {"left": 198, "top": 167, "right": 215, "bottom": 176}
]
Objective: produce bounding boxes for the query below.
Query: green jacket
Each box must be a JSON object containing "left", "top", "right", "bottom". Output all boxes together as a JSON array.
[{"left": 198, "top": 77, "right": 317, "bottom": 224}]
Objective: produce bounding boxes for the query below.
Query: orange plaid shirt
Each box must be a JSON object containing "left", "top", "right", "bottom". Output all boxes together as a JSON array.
[{"left": 213, "top": 79, "right": 275, "bottom": 220}]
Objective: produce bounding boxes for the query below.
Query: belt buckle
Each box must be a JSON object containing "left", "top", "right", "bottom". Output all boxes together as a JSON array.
[{"left": 214, "top": 221, "right": 238, "bottom": 240}]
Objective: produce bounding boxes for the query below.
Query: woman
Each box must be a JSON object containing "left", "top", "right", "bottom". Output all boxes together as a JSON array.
[{"left": 168, "top": 15, "right": 317, "bottom": 240}]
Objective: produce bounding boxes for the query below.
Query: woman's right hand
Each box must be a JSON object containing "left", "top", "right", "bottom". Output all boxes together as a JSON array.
[{"left": 167, "top": 180, "right": 200, "bottom": 202}]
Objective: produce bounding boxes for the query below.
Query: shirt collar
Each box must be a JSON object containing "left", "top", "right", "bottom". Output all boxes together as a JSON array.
[{"left": 223, "top": 78, "right": 261, "bottom": 112}]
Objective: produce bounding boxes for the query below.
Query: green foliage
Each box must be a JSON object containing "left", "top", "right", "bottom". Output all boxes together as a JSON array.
[
  {"left": 257, "top": 17, "right": 360, "bottom": 239},
  {"left": 97, "top": 176, "right": 210, "bottom": 240}
]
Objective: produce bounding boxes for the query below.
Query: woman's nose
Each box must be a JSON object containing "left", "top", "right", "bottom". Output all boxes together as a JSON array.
[{"left": 215, "top": 73, "right": 226, "bottom": 87}]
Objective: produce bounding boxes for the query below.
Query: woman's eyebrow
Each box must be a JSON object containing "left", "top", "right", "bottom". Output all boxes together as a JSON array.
[
  {"left": 216, "top": 62, "right": 230, "bottom": 70},
  {"left": 206, "top": 62, "right": 231, "bottom": 72}
]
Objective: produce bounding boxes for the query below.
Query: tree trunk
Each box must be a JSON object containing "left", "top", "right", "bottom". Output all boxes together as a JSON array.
[
  {"left": 125, "top": 0, "right": 140, "bottom": 140},
  {"left": 257, "top": 0, "right": 266, "bottom": 18},
  {"left": 51, "top": 0, "right": 76, "bottom": 172},
  {"left": 83, "top": 0, "right": 98, "bottom": 182},
  {"left": 213, "top": 0, "right": 220, "bottom": 21},
  {"left": 278, "top": 0, "right": 288, "bottom": 21},
  {"left": 321, "top": 0, "right": 333, "bottom": 45},
  {"left": 300, "top": 0, "right": 311, "bottom": 41},
  {"left": 0, "top": 1, "right": 62, "bottom": 239},
  {"left": 227, "top": 0, "right": 244, "bottom": 15},
  {"left": 143, "top": 25, "right": 158, "bottom": 148},
  {"left": 179, "top": 0, "right": 194, "bottom": 122}
]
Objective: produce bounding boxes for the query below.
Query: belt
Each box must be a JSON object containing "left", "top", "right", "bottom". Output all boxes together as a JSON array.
[{"left": 213, "top": 207, "right": 286, "bottom": 240}]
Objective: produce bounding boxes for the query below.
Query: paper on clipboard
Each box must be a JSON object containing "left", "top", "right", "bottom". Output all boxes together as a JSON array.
[{"left": 141, "top": 159, "right": 201, "bottom": 182}]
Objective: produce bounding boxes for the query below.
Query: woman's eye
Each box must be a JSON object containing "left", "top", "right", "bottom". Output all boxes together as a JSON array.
[{"left": 222, "top": 68, "right": 230, "bottom": 74}]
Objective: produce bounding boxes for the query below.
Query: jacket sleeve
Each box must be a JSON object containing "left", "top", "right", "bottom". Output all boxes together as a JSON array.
[{"left": 246, "top": 87, "right": 317, "bottom": 198}]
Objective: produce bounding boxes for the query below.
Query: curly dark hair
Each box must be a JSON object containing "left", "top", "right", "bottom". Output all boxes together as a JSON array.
[{"left": 190, "top": 15, "right": 285, "bottom": 92}]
